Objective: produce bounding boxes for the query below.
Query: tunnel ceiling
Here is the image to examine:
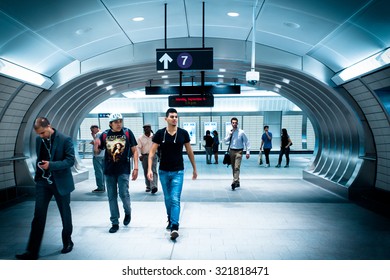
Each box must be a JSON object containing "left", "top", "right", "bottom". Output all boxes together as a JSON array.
[{"left": 0, "top": 0, "right": 389, "bottom": 82}]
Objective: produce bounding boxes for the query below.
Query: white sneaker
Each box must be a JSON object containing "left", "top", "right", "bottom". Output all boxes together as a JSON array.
[
  {"left": 170, "top": 230, "right": 179, "bottom": 240},
  {"left": 265, "top": 164, "right": 270, "bottom": 168}
]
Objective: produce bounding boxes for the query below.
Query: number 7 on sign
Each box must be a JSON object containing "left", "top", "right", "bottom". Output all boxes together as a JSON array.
[
  {"left": 181, "top": 55, "right": 188, "bottom": 65},
  {"left": 177, "top": 52, "right": 193, "bottom": 69}
]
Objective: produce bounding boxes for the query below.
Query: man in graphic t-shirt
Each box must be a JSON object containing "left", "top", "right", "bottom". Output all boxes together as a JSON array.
[{"left": 94, "top": 113, "right": 138, "bottom": 233}]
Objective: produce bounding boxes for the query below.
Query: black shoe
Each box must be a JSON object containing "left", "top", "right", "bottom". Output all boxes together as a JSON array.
[
  {"left": 123, "top": 214, "right": 131, "bottom": 226},
  {"left": 231, "top": 182, "right": 239, "bottom": 190},
  {"left": 166, "top": 216, "right": 172, "bottom": 230},
  {"left": 170, "top": 230, "right": 179, "bottom": 240},
  {"left": 109, "top": 224, "right": 119, "bottom": 233},
  {"left": 151, "top": 187, "right": 158, "bottom": 194},
  {"left": 61, "top": 241, "right": 74, "bottom": 254},
  {"left": 92, "top": 188, "right": 105, "bottom": 193},
  {"left": 15, "top": 251, "right": 38, "bottom": 260},
  {"left": 145, "top": 188, "right": 151, "bottom": 192},
  {"left": 170, "top": 224, "right": 179, "bottom": 240}
]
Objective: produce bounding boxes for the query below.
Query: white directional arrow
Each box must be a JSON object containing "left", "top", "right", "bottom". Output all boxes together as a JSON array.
[{"left": 159, "top": 53, "right": 173, "bottom": 69}]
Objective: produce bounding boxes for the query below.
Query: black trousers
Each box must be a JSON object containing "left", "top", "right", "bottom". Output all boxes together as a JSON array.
[
  {"left": 263, "top": 148, "right": 271, "bottom": 164},
  {"left": 26, "top": 181, "right": 73, "bottom": 255},
  {"left": 278, "top": 147, "right": 290, "bottom": 165}
]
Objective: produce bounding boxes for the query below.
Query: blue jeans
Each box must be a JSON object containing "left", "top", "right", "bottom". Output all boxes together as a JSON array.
[
  {"left": 159, "top": 170, "right": 184, "bottom": 228},
  {"left": 205, "top": 147, "right": 212, "bottom": 164},
  {"left": 105, "top": 174, "right": 131, "bottom": 225},
  {"left": 93, "top": 156, "right": 105, "bottom": 190}
]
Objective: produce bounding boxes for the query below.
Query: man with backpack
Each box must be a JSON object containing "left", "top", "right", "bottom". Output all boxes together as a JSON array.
[{"left": 93, "top": 113, "right": 139, "bottom": 233}]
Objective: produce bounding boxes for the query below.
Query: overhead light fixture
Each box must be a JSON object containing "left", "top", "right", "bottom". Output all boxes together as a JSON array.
[
  {"left": 75, "top": 27, "right": 92, "bottom": 35},
  {"left": 283, "top": 22, "right": 300, "bottom": 29},
  {"left": 0, "top": 58, "right": 53, "bottom": 89},
  {"left": 227, "top": 12, "right": 239, "bottom": 17},
  {"left": 132, "top": 17, "right": 144, "bottom": 22},
  {"left": 332, "top": 48, "right": 390, "bottom": 85}
]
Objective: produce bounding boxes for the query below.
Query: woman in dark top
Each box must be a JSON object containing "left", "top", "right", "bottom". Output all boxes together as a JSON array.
[
  {"left": 276, "top": 128, "right": 292, "bottom": 168},
  {"left": 212, "top": 130, "right": 220, "bottom": 164}
]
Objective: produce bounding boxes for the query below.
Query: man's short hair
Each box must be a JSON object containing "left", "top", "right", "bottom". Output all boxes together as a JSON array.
[
  {"left": 90, "top": 125, "right": 99, "bottom": 129},
  {"left": 166, "top": 108, "right": 177, "bottom": 117},
  {"left": 264, "top": 125, "right": 269, "bottom": 129},
  {"left": 34, "top": 117, "right": 50, "bottom": 130},
  {"left": 231, "top": 117, "right": 238, "bottom": 123}
]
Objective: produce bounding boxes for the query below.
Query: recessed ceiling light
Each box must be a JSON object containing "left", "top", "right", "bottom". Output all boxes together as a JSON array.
[
  {"left": 227, "top": 12, "right": 239, "bottom": 17},
  {"left": 283, "top": 22, "right": 300, "bottom": 29},
  {"left": 75, "top": 27, "right": 92, "bottom": 35},
  {"left": 132, "top": 17, "right": 144, "bottom": 22}
]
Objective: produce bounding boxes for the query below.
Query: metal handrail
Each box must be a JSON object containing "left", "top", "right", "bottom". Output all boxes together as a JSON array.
[{"left": 0, "top": 156, "right": 28, "bottom": 163}]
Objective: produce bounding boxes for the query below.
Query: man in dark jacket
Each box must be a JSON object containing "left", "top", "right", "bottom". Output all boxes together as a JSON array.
[{"left": 16, "top": 117, "right": 75, "bottom": 260}]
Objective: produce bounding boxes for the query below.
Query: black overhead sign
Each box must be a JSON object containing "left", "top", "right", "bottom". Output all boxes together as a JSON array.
[
  {"left": 168, "top": 94, "right": 214, "bottom": 107},
  {"left": 145, "top": 85, "right": 240, "bottom": 95},
  {"left": 156, "top": 48, "right": 213, "bottom": 71}
]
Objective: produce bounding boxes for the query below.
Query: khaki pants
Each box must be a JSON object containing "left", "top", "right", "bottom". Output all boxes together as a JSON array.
[{"left": 229, "top": 149, "right": 243, "bottom": 184}]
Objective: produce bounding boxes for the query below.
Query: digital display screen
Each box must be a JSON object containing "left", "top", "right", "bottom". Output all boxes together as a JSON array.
[{"left": 168, "top": 95, "right": 214, "bottom": 107}]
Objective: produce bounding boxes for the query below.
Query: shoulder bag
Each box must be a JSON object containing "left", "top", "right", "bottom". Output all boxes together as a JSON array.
[{"left": 223, "top": 133, "right": 233, "bottom": 166}]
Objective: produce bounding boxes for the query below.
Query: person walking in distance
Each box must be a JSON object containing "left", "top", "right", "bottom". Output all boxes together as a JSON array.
[
  {"left": 147, "top": 108, "right": 197, "bottom": 241},
  {"left": 94, "top": 113, "right": 139, "bottom": 233},
  {"left": 137, "top": 124, "right": 158, "bottom": 194},
  {"left": 16, "top": 117, "right": 75, "bottom": 260},
  {"left": 260, "top": 125, "right": 273, "bottom": 167},
  {"left": 90, "top": 125, "right": 105, "bottom": 193},
  {"left": 275, "top": 128, "right": 292, "bottom": 168},
  {"left": 212, "top": 130, "right": 220, "bottom": 164},
  {"left": 203, "top": 130, "right": 213, "bottom": 164},
  {"left": 224, "top": 117, "right": 250, "bottom": 190}
]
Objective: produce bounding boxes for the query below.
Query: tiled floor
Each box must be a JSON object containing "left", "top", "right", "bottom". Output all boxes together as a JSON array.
[{"left": 1, "top": 154, "right": 390, "bottom": 260}]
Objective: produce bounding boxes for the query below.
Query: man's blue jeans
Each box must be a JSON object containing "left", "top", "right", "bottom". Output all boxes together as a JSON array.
[
  {"left": 158, "top": 170, "right": 184, "bottom": 228},
  {"left": 106, "top": 174, "right": 131, "bottom": 225}
]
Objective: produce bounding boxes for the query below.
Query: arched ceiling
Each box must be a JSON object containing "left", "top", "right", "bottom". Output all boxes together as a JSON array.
[
  {"left": 0, "top": 0, "right": 380, "bottom": 196},
  {"left": 0, "top": 0, "right": 389, "bottom": 85}
]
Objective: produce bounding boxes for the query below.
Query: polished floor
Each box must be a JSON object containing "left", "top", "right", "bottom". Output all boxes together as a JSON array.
[{"left": 1, "top": 154, "right": 390, "bottom": 260}]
